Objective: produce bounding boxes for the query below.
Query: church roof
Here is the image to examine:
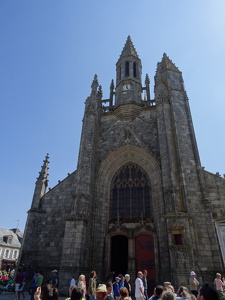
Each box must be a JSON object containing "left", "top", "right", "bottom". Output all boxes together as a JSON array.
[
  {"left": 0, "top": 228, "right": 21, "bottom": 247},
  {"left": 118, "top": 36, "right": 139, "bottom": 62}
]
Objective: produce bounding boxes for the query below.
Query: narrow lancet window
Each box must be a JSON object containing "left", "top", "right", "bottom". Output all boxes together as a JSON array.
[
  {"left": 133, "top": 62, "right": 137, "bottom": 77},
  {"left": 125, "top": 61, "right": 129, "bottom": 77}
]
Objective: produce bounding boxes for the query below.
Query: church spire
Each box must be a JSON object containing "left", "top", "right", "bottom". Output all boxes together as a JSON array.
[
  {"left": 118, "top": 35, "right": 139, "bottom": 61},
  {"left": 115, "top": 36, "right": 142, "bottom": 105},
  {"left": 31, "top": 154, "right": 49, "bottom": 209}
]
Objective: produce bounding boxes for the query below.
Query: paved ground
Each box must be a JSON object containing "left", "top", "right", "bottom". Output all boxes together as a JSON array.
[{"left": 0, "top": 292, "right": 65, "bottom": 300}]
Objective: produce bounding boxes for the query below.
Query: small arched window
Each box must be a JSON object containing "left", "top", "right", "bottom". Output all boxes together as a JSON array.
[
  {"left": 125, "top": 61, "right": 129, "bottom": 77},
  {"left": 110, "top": 163, "right": 151, "bottom": 220},
  {"left": 119, "top": 66, "right": 121, "bottom": 81},
  {"left": 133, "top": 62, "right": 137, "bottom": 77}
]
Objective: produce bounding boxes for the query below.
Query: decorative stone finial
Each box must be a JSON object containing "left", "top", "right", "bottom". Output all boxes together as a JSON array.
[
  {"left": 97, "top": 85, "right": 103, "bottom": 99},
  {"left": 91, "top": 74, "right": 98, "bottom": 94}
]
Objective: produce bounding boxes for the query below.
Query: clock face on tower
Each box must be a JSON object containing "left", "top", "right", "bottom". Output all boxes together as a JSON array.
[{"left": 123, "top": 84, "right": 131, "bottom": 90}]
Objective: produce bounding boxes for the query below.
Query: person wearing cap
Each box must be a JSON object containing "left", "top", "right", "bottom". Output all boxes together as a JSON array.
[
  {"left": 96, "top": 284, "right": 107, "bottom": 300},
  {"left": 113, "top": 277, "right": 120, "bottom": 300},
  {"left": 189, "top": 271, "right": 199, "bottom": 297},
  {"left": 51, "top": 270, "right": 59, "bottom": 289}
]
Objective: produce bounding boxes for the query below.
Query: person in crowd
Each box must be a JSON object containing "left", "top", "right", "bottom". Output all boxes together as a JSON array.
[
  {"left": 119, "top": 287, "right": 131, "bottom": 300},
  {"left": 142, "top": 270, "right": 148, "bottom": 300},
  {"left": 189, "top": 294, "right": 197, "bottom": 300},
  {"left": 30, "top": 270, "right": 39, "bottom": 300},
  {"left": 71, "top": 287, "right": 84, "bottom": 300},
  {"left": 176, "top": 286, "right": 192, "bottom": 300},
  {"left": 106, "top": 272, "right": 115, "bottom": 284},
  {"left": 113, "top": 277, "right": 120, "bottom": 300},
  {"left": 95, "top": 284, "right": 107, "bottom": 300},
  {"left": 189, "top": 271, "right": 199, "bottom": 298},
  {"left": 119, "top": 276, "right": 125, "bottom": 288},
  {"left": 34, "top": 284, "right": 59, "bottom": 300},
  {"left": 15, "top": 268, "right": 25, "bottom": 300},
  {"left": 18, "top": 282, "right": 26, "bottom": 299},
  {"left": 124, "top": 274, "right": 131, "bottom": 297},
  {"left": 88, "top": 271, "right": 97, "bottom": 300},
  {"left": 70, "top": 276, "right": 76, "bottom": 288},
  {"left": 150, "top": 285, "right": 163, "bottom": 300},
  {"left": 22, "top": 268, "right": 27, "bottom": 281},
  {"left": 214, "top": 272, "right": 225, "bottom": 298},
  {"left": 36, "top": 271, "right": 44, "bottom": 288},
  {"left": 106, "top": 283, "right": 114, "bottom": 300},
  {"left": 66, "top": 285, "right": 77, "bottom": 300},
  {"left": 51, "top": 270, "right": 59, "bottom": 289},
  {"left": 198, "top": 283, "right": 220, "bottom": 300},
  {"left": 1, "top": 272, "right": 8, "bottom": 281},
  {"left": 161, "top": 291, "right": 176, "bottom": 300},
  {"left": 77, "top": 274, "right": 86, "bottom": 298},
  {"left": 135, "top": 271, "right": 145, "bottom": 300},
  {"left": 18, "top": 267, "right": 27, "bottom": 299},
  {"left": 167, "top": 285, "right": 176, "bottom": 296},
  {"left": 10, "top": 269, "right": 15, "bottom": 279}
]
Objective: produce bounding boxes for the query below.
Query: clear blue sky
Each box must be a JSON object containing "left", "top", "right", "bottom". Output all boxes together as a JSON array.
[{"left": 1, "top": 0, "right": 225, "bottom": 232}]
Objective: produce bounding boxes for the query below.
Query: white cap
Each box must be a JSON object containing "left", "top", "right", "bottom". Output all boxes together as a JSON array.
[{"left": 190, "top": 271, "right": 196, "bottom": 276}]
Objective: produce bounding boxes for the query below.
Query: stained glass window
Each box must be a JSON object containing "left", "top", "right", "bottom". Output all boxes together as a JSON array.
[{"left": 110, "top": 163, "right": 151, "bottom": 220}]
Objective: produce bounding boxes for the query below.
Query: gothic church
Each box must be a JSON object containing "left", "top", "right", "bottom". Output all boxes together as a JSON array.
[{"left": 20, "top": 36, "right": 225, "bottom": 293}]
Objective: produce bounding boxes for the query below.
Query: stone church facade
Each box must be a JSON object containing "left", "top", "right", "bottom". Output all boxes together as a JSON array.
[{"left": 20, "top": 36, "right": 225, "bottom": 293}]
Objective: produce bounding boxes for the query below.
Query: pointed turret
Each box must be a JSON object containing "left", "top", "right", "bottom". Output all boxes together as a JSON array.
[
  {"left": 84, "top": 75, "right": 101, "bottom": 116},
  {"left": 156, "top": 53, "right": 180, "bottom": 73},
  {"left": 118, "top": 35, "right": 139, "bottom": 61},
  {"left": 145, "top": 74, "right": 151, "bottom": 101},
  {"left": 154, "top": 53, "right": 184, "bottom": 101},
  {"left": 115, "top": 36, "right": 142, "bottom": 105},
  {"left": 31, "top": 154, "right": 49, "bottom": 209},
  {"left": 109, "top": 79, "right": 114, "bottom": 107},
  {"left": 91, "top": 74, "right": 98, "bottom": 95}
]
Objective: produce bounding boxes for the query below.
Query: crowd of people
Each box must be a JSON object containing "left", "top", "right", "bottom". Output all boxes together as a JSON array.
[
  {"left": 1, "top": 268, "right": 225, "bottom": 300},
  {"left": 31, "top": 269, "right": 225, "bottom": 300}
]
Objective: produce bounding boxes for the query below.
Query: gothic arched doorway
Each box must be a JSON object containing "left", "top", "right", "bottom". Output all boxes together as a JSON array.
[
  {"left": 111, "top": 235, "right": 128, "bottom": 275},
  {"left": 135, "top": 234, "right": 156, "bottom": 295}
]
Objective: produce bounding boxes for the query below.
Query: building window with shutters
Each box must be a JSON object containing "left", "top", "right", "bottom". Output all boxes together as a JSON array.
[
  {"left": 13, "top": 250, "right": 18, "bottom": 259},
  {"left": 4, "top": 249, "right": 10, "bottom": 258}
]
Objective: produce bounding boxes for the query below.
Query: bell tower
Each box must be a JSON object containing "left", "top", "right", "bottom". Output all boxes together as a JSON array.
[{"left": 115, "top": 36, "right": 142, "bottom": 105}]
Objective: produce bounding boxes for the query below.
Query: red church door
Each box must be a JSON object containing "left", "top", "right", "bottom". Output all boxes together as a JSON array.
[{"left": 135, "top": 234, "right": 156, "bottom": 295}]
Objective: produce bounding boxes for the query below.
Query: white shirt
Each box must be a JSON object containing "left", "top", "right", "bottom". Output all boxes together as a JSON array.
[{"left": 135, "top": 277, "right": 144, "bottom": 297}]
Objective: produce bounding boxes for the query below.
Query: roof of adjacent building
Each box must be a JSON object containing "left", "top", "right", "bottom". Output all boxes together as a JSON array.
[{"left": 0, "top": 228, "right": 22, "bottom": 247}]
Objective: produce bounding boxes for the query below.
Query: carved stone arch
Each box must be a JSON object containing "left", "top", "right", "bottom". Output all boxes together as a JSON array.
[
  {"left": 96, "top": 144, "right": 163, "bottom": 222},
  {"left": 94, "top": 145, "right": 163, "bottom": 277}
]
